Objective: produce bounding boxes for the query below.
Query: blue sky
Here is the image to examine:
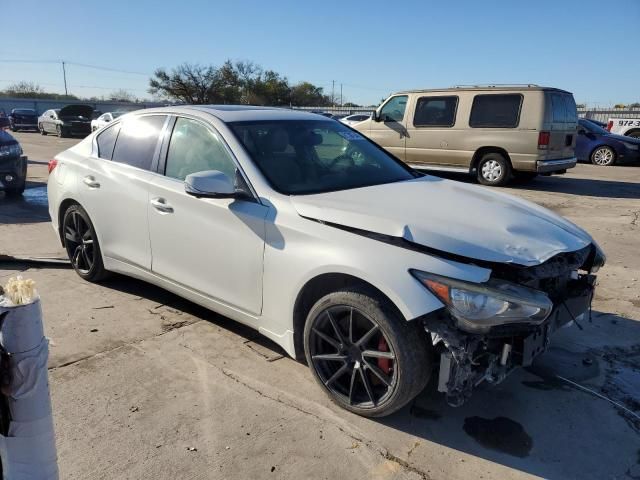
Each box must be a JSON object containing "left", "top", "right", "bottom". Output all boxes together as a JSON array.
[{"left": 2, "top": 0, "right": 639, "bottom": 106}]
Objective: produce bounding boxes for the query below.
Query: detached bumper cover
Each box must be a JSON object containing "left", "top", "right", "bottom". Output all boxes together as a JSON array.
[{"left": 537, "top": 157, "right": 577, "bottom": 173}]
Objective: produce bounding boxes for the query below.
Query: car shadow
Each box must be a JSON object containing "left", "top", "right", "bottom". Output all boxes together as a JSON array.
[
  {"left": 0, "top": 181, "right": 50, "bottom": 224},
  {"left": 91, "top": 272, "right": 640, "bottom": 479},
  {"left": 426, "top": 170, "right": 640, "bottom": 199}
]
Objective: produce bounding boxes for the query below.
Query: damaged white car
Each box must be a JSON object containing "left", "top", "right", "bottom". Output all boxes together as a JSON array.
[{"left": 47, "top": 106, "right": 605, "bottom": 417}]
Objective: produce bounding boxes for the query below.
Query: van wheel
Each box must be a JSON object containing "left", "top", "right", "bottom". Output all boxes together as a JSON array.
[
  {"left": 591, "top": 146, "right": 616, "bottom": 166},
  {"left": 477, "top": 153, "right": 511, "bottom": 186},
  {"left": 304, "top": 286, "right": 432, "bottom": 417}
]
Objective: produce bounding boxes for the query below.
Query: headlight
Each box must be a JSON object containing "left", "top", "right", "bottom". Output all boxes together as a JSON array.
[
  {"left": 0, "top": 144, "right": 22, "bottom": 157},
  {"left": 411, "top": 271, "right": 553, "bottom": 333},
  {"left": 622, "top": 142, "right": 639, "bottom": 150},
  {"left": 589, "top": 243, "right": 606, "bottom": 273}
]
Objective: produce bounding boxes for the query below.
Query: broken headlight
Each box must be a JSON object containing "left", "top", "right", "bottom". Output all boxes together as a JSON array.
[{"left": 411, "top": 271, "right": 553, "bottom": 334}]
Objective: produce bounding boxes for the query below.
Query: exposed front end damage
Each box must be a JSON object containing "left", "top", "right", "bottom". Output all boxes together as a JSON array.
[{"left": 420, "top": 244, "right": 602, "bottom": 407}]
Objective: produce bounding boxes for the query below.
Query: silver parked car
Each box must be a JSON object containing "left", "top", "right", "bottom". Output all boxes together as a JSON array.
[{"left": 48, "top": 106, "right": 604, "bottom": 417}]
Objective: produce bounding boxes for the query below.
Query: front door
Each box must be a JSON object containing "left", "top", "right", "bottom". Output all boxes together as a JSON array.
[
  {"left": 368, "top": 95, "right": 408, "bottom": 160},
  {"left": 147, "top": 116, "right": 268, "bottom": 315}
]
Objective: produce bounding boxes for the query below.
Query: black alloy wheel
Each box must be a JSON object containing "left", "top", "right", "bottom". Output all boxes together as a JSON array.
[
  {"left": 62, "top": 205, "right": 108, "bottom": 281},
  {"left": 309, "top": 305, "right": 398, "bottom": 409}
]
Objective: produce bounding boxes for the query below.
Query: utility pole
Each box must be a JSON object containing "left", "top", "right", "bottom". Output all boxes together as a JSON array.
[
  {"left": 62, "top": 61, "right": 68, "bottom": 96},
  {"left": 331, "top": 80, "right": 335, "bottom": 107},
  {"left": 340, "top": 84, "right": 343, "bottom": 107}
]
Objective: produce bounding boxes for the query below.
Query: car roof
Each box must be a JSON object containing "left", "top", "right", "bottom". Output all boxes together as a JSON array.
[{"left": 128, "top": 105, "right": 332, "bottom": 123}]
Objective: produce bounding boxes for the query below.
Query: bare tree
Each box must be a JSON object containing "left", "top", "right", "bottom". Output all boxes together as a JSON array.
[
  {"left": 109, "top": 89, "right": 137, "bottom": 103},
  {"left": 5, "top": 81, "right": 45, "bottom": 97}
]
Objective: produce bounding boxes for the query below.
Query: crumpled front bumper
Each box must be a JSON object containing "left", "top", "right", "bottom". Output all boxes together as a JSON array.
[{"left": 424, "top": 273, "right": 595, "bottom": 407}]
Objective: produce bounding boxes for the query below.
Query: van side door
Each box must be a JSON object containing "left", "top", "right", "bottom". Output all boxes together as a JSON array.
[
  {"left": 369, "top": 95, "right": 408, "bottom": 160},
  {"left": 405, "top": 95, "right": 460, "bottom": 168}
]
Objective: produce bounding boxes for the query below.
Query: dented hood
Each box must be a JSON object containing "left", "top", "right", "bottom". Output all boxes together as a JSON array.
[{"left": 291, "top": 176, "right": 592, "bottom": 266}]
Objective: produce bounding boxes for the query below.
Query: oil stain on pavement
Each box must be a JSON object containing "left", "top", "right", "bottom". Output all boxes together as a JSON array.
[{"left": 463, "top": 416, "right": 533, "bottom": 458}]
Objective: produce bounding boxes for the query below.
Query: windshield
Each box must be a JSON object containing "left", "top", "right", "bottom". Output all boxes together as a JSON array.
[
  {"left": 229, "top": 120, "right": 416, "bottom": 195},
  {"left": 580, "top": 119, "right": 609, "bottom": 135},
  {"left": 14, "top": 109, "right": 35, "bottom": 115}
]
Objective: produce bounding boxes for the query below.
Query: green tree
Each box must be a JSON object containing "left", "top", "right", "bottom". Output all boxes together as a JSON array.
[{"left": 290, "top": 82, "right": 329, "bottom": 106}]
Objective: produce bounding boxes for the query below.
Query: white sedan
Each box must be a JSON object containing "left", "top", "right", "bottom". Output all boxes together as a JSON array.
[
  {"left": 47, "top": 106, "right": 604, "bottom": 417},
  {"left": 91, "top": 111, "right": 125, "bottom": 131}
]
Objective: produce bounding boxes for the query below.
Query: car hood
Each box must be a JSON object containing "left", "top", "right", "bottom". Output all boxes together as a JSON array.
[
  {"left": 290, "top": 176, "right": 592, "bottom": 266},
  {"left": 58, "top": 104, "right": 94, "bottom": 119}
]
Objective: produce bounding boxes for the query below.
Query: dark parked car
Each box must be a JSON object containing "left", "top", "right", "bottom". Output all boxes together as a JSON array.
[
  {"left": 0, "top": 130, "right": 27, "bottom": 196},
  {"left": 8, "top": 108, "right": 38, "bottom": 131},
  {"left": 576, "top": 118, "right": 640, "bottom": 166},
  {"left": 38, "top": 105, "right": 94, "bottom": 137}
]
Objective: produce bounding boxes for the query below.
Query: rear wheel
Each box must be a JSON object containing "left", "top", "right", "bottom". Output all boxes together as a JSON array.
[
  {"left": 477, "top": 152, "right": 512, "bottom": 186},
  {"left": 56, "top": 125, "right": 66, "bottom": 138},
  {"left": 304, "top": 287, "right": 432, "bottom": 417},
  {"left": 62, "top": 205, "right": 109, "bottom": 282},
  {"left": 591, "top": 146, "right": 616, "bottom": 166}
]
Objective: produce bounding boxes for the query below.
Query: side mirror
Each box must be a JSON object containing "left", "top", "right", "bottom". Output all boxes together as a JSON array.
[
  {"left": 185, "top": 170, "right": 236, "bottom": 199},
  {"left": 372, "top": 111, "right": 381, "bottom": 122}
]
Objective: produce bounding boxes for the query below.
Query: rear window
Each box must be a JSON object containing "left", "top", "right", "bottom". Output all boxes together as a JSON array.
[
  {"left": 469, "top": 94, "right": 523, "bottom": 128},
  {"left": 96, "top": 123, "right": 121, "bottom": 160},
  {"left": 551, "top": 93, "right": 577, "bottom": 123},
  {"left": 413, "top": 96, "right": 458, "bottom": 127},
  {"left": 111, "top": 115, "right": 166, "bottom": 171}
]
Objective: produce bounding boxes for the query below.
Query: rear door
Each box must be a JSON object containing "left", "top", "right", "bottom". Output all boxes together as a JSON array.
[
  {"left": 368, "top": 95, "right": 408, "bottom": 160},
  {"left": 78, "top": 114, "right": 168, "bottom": 270},
  {"left": 546, "top": 92, "right": 577, "bottom": 160}
]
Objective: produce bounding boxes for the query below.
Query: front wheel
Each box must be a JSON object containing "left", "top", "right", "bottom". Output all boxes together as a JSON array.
[
  {"left": 304, "top": 287, "right": 432, "bottom": 417},
  {"left": 62, "top": 204, "right": 109, "bottom": 282},
  {"left": 591, "top": 146, "right": 616, "bottom": 166},
  {"left": 477, "top": 152, "right": 512, "bottom": 186}
]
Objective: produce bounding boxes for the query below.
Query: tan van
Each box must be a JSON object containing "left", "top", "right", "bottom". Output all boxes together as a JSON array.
[{"left": 352, "top": 85, "right": 578, "bottom": 186}]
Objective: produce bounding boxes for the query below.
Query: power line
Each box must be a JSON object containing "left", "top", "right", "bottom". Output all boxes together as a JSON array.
[{"left": 0, "top": 59, "right": 151, "bottom": 76}]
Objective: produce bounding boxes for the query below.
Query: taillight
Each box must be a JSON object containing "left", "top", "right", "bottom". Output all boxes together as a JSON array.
[
  {"left": 538, "top": 131, "right": 550, "bottom": 149},
  {"left": 607, "top": 121, "right": 613, "bottom": 131},
  {"left": 48, "top": 159, "right": 58, "bottom": 174}
]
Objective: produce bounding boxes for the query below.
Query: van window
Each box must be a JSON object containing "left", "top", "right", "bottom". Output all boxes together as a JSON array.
[
  {"left": 413, "top": 96, "right": 458, "bottom": 127},
  {"left": 112, "top": 115, "right": 166, "bottom": 171},
  {"left": 469, "top": 94, "right": 522, "bottom": 128},
  {"left": 380, "top": 96, "right": 408, "bottom": 122},
  {"left": 96, "top": 123, "right": 121, "bottom": 160}
]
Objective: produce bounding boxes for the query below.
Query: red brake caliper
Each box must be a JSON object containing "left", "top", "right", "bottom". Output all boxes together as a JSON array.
[{"left": 377, "top": 336, "right": 392, "bottom": 374}]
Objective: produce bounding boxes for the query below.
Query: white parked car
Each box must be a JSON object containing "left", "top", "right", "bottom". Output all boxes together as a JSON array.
[
  {"left": 48, "top": 106, "right": 604, "bottom": 417},
  {"left": 607, "top": 117, "right": 640, "bottom": 138},
  {"left": 339, "top": 113, "right": 371, "bottom": 126},
  {"left": 91, "top": 111, "right": 125, "bottom": 131}
]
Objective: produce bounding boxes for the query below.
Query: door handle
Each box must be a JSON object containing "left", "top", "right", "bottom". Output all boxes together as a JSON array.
[
  {"left": 150, "top": 197, "right": 174, "bottom": 214},
  {"left": 83, "top": 176, "right": 100, "bottom": 188}
]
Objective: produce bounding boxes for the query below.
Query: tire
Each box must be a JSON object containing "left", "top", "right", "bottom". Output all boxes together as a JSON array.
[
  {"left": 303, "top": 286, "right": 432, "bottom": 417},
  {"left": 590, "top": 145, "right": 616, "bottom": 166},
  {"left": 39, "top": 123, "right": 47, "bottom": 135},
  {"left": 62, "top": 204, "right": 109, "bottom": 282},
  {"left": 477, "top": 152, "right": 512, "bottom": 186},
  {"left": 56, "top": 125, "right": 66, "bottom": 138}
]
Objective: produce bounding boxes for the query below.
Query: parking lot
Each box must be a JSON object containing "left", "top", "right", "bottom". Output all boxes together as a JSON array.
[{"left": 1, "top": 131, "right": 639, "bottom": 479}]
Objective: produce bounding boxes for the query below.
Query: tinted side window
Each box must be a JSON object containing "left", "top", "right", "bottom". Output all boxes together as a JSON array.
[
  {"left": 112, "top": 115, "right": 166, "bottom": 170},
  {"left": 551, "top": 93, "right": 566, "bottom": 123},
  {"left": 469, "top": 94, "right": 522, "bottom": 128},
  {"left": 165, "top": 117, "right": 237, "bottom": 181},
  {"left": 414, "top": 96, "right": 458, "bottom": 127},
  {"left": 96, "top": 123, "right": 121, "bottom": 160},
  {"left": 380, "top": 95, "right": 408, "bottom": 122}
]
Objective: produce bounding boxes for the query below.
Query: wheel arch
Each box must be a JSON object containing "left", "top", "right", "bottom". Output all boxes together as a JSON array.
[
  {"left": 292, "top": 272, "right": 409, "bottom": 361},
  {"left": 57, "top": 198, "right": 82, "bottom": 246},
  {"left": 471, "top": 146, "right": 512, "bottom": 172},
  {"left": 624, "top": 128, "right": 640, "bottom": 138}
]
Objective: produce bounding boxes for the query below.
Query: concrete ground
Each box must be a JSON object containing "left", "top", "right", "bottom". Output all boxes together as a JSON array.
[{"left": 1, "top": 131, "right": 639, "bottom": 480}]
